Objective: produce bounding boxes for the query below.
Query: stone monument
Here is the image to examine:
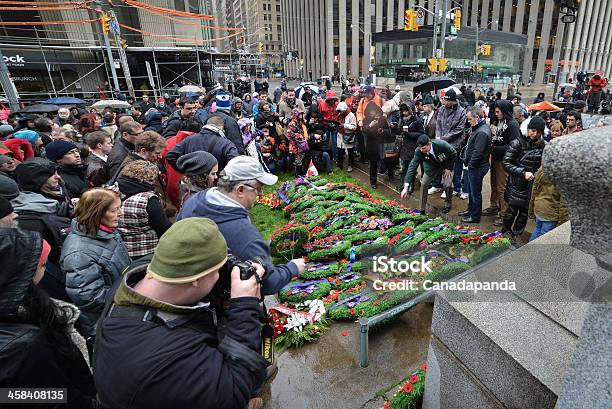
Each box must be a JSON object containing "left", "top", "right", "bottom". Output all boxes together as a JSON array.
[{"left": 422, "top": 127, "right": 612, "bottom": 408}]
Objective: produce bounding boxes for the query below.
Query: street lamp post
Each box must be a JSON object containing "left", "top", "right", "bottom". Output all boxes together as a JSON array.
[{"left": 350, "top": 23, "right": 372, "bottom": 81}]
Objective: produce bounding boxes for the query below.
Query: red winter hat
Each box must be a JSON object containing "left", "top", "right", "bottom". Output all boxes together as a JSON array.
[{"left": 326, "top": 90, "right": 338, "bottom": 99}]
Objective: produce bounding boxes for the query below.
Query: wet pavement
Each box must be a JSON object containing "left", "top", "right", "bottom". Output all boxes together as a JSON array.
[
  {"left": 260, "top": 164, "right": 530, "bottom": 408},
  {"left": 262, "top": 303, "right": 433, "bottom": 409}
]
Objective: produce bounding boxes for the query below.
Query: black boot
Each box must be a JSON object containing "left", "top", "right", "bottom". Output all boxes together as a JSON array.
[{"left": 441, "top": 187, "right": 453, "bottom": 213}]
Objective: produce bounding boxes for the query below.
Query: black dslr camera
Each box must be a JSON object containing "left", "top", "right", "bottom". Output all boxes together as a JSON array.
[{"left": 208, "top": 254, "right": 266, "bottom": 302}]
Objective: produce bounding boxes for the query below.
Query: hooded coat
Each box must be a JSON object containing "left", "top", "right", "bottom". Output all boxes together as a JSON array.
[
  {"left": 207, "top": 109, "right": 246, "bottom": 154},
  {"left": 362, "top": 102, "right": 391, "bottom": 160},
  {"left": 166, "top": 125, "right": 239, "bottom": 172},
  {"left": 177, "top": 188, "right": 300, "bottom": 295},
  {"left": 0, "top": 228, "right": 96, "bottom": 408},
  {"left": 502, "top": 134, "right": 544, "bottom": 208},
  {"left": 491, "top": 99, "right": 522, "bottom": 161},
  {"left": 435, "top": 102, "right": 467, "bottom": 149},
  {"left": 144, "top": 110, "right": 163, "bottom": 133}
]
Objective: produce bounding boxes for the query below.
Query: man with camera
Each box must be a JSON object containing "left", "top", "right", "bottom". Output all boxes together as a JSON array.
[
  {"left": 178, "top": 156, "right": 306, "bottom": 295},
  {"left": 94, "top": 218, "right": 269, "bottom": 409}
]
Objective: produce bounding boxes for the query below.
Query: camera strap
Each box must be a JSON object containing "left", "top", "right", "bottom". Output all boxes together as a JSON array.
[{"left": 260, "top": 302, "right": 275, "bottom": 366}]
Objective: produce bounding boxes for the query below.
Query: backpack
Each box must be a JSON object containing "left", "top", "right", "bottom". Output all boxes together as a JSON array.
[{"left": 17, "top": 211, "right": 71, "bottom": 263}]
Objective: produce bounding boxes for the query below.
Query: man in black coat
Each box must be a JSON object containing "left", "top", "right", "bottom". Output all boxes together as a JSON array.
[
  {"left": 107, "top": 121, "right": 144, "bottom": 177},
  {"left": 207, "top": 92, "right": 246, "bottom": 154},
  {"left": 93, "top": 218, "right": 269, "bottom": 409},
  {"left": 501, "top": 116, "right": 545, "bottom": 236},
  {"left": 166, "top": 116, "right": 239, "bottom": 171},
  {"left": 161, "top": 99, "right": 201, "bottom": 139},
  {"left": 484, "top": 99, "right": 522, "bottom": 224},
  {"left": 459, "top": 106, "right": 492, "bottom": 223},
  {"left": 44, "top": 140, "right": 88, "bottom": 198}
]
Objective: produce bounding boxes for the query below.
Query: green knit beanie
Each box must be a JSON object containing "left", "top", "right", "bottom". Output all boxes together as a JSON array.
[{"left": 147, "top": 218, "right": 228, "bottom": 283}]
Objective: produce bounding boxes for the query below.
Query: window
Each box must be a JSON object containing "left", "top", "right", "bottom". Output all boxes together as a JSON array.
[
  {"left": 276, "top": 5, "right": 280, "bottom": 12},
  {"left": 277, "top": 15, "right": 281, "bottom": 22}
]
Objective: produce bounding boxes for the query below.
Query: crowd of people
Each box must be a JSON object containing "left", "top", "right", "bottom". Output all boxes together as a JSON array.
[{"left": 0, "top": 73, "right": 605, "bottom": 407}]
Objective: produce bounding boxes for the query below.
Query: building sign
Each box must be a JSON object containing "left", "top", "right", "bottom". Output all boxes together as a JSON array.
[
  {"left": 3, "top": 54, "right": 26, "bottom": 67},
  {"left": 387, "top": 58, "right": 424, "bottom": 66},
  {"left": 214, "top": 66, "right": 232, "bottom": 71}
]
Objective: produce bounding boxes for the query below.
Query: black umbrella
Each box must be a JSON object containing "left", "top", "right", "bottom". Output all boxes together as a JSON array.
[
  {"left": 413, "top": 76, "right": 456, "bottom": 95},
  {"left": 17, "top": 103, "right": 60, "bottom": 114}
]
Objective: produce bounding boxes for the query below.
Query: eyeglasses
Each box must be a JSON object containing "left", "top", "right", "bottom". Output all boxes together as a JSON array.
[{"left": 242, "top": 184, "right": 263, "bottom": 195}]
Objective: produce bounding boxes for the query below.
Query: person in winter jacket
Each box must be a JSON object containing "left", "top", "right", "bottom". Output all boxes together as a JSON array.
[
  {"left": 156, "top": 98, "right": 173, "bottom": 117},
  {"left": 502, "top": 116, "right": 545, "bottom": 236},
  {"left": 396, "top": 102, "right": 425, "bottom": 190},
  {"left": 319, "top": 90, "right": 340, "bottom": 160},
  {"left": 107, "top": 120, "right": 144, "bottom": 177},
  {"left": 336, "top": 101, "right": 357, "bottom": 171},
  {"left": 528, "top": 160, "right": 569, "bottom": 241},
  {"left": 14, "top": 158, "right": 73, "bottom": 219},
  {"left": 231, "top": 98, "right": 246, "bottom": 120},
  {"left": 93, "top": 218, "right": 269, "bottom": 409},
  {"left": 362, "top": 98, "right": 392, "bottom": 188},
  {"left": 401, "top": 135, "right": 457, "bottom": 213},
  {"left": 0, "top": 153, "right": 17, "bottom": 179},
  {"left": 175, "top": 151, "right": 218, "bottom": 207},
  {"left": 85, "top": 130, "right": 113, "bottom": 187},
  {"left": 460, "top": 106, "right": 492, "bottom": 223},
  {"left": 287, "top": 109, "right": 311, "bottom": 175},
  {"left": 45, "top": 140, "right": 88, "bottom": 199},
  {"left": 3, "top": 136, "right": 35, "bottom": 162},
  {"left": 278, "top": 88, "right": 306, "bottom": 122},
  {"left": 117, "top": 161, "right": 171, "bottom": 259},
  {"left": 484, "top": 99, "right": 522, "bottom": 222},
  {"left": 144, "top": 109, "right": 163, "bottom": 133},
  {"left": 242, "top": 93, "right": 255, "bottom": 115},
  {"left": 0, "top": 228, "right": 96, "bottom": 408},
  {"left": 238, "top": 117, "right": 263, "bottom": 160},
  {"left": 161, "top": 99, "right": 201, "bottom": 139},
  {"left": 166, "top": 116, "right": 239, "bottom": 172},
  {"left": 13, "top": 129, "right": 42, "bottom": 157},
  {"left": 207, "top": 92, "right": 246, "bottom": 154},
  {"left": 178, "top": 155, "right": 305, "bottom": 296},
  {"left": 436, "top": 89, "right": 467, "bottom": 195},
  {"left": 255, "top": 102, "right": 282, "bottom": 140},
  {"left": 588, "top": 70, "right": 608, "bottom": 112},
  {"left": 61, "top": 188, "right": 130, "bottom": 339}
]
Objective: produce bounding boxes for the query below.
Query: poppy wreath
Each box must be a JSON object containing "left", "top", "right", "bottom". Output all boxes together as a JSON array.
[
  {"left": 391, "top": 231, "right": 431, "bottom": 255},
  {"left": 328, "top": 272, "right": 363, "bottom": 290},
  {"left": 383, "top": 366, "right": 427, "bottom": 409},
  {"left": 287, "top": 196, "right": 319, "bottom": 216},
  {"left": 279, "top": 280, "right": 332, "bottom": 303},
  {"left": 274, "top": 318, "right": 330, "bottom": 351},
  {"left": 383, "top": 223, "right": 415, "bottom": 239},
  {"left": 414, "top": 218, "right": 445, "bottom": 232},
  {"left": 468, "top": 241, "right": 511, "bottom": 267},
  {"left": 270, "top": 224, "right": 311, "bottom": 259},
  {"left": 423, "top": 228, "right": 459, "bottom": 245},
  {"left": 392, "top": 211, "right": 428, "bottom": 225},
  {"left": 425, "top": 261, "right": 472, "bottom": 282},
  {"left": 314, "top": 213, "right": 362, "bottom": 239},
  {"left": 343, "top": 229, "right": 385, "bottom": 245},
  {"left": 344, "top": 236, "right": 389, "bottom": 259},
  {"left": 306, "top": 238, "right": 352, "bottom": 262},
  {"left": 301, "top": 262, "right": 346, "bottom": 280},
  {"left": 327, "top": 289, "right": 421, "bottom": 320}
]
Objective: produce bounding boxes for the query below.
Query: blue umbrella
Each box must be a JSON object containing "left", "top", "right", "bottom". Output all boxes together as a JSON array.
[{"left": 44, "top": 97, "right": 86, "bottom": 105}]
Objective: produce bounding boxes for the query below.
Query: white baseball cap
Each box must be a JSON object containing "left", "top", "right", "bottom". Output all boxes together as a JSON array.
[{"left": 222, "top": 156, "right": 278, "bottom": 185}]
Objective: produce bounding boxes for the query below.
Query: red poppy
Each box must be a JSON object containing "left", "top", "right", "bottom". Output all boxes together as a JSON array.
[
  {"left": 383, "top": 401, "right": 391, "bottom": 409},
  {"left": 373, "top": 300, "right": 381, "bottom": 306},
  {"left": 403, "top": 226, "right": 413, "bottom": 234},
  {"left": 341, "top": 330, "right": 348, "bottom": 337},
  {"left": 421, "top": 362, "right": 427, "bottom": 372},
  {"left": 410, "top": 375, "right": 418, "bottom": 384},
  {"left": 348, "top": 308, "right": 356, "bottom": 315},
  {"left": 402, "top": 383, "right": 413, "bottom": 394},
  {"left": 300, "top": 293, "right": 307, "bottom": 298}
]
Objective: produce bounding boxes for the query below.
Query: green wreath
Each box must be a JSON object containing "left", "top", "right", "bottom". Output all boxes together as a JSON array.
[
  {"left": 301, "top": 262, "right": 346, "bottom": 280},
  {"left": 279, "top": 281, "right": 332, "bottom": 303},
  {"left": 270, "top": 225, "right": 310, "bottom": 259},
  {"left": 343, "top": 229, "right": 383, "bottom": 244},
  {"left": 307, "top": 240, "right": 352, "bottom": 261},
  {"left": 414, "top": 218, "right": 445, "bottom": 232}
]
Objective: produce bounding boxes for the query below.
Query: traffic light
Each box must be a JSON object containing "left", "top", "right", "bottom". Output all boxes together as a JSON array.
[
  {"left": 101, "top": 13, "right": 110, "bottom": 34},
  {"left": 404, "top": 10, "right": 412, "bottom": 31},
  {"left": 428, "top": 58, "right": 439, "bottom": 73},
  {"left": 404, "top": 10, "right": 419, "bottom": 31},
  {"left": 454, "top": 10, "right": 461, "bottom": 30},
  {"left": 438, "top": 58, "right": 448, "bottom": 73},
  {"left": 482, "top": 44, "right": 491, "bottom": 56},
  {"left": 258, "top": 42, "right": 264, "bottom": 53}
]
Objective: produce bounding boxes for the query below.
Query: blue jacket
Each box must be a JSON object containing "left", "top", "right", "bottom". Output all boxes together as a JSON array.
[
  {"left": 61, "top": 220, "right": 131, "bottom": 336},
  {"left": 177, "top": 189, "right": 299, "bottom": 295}
]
